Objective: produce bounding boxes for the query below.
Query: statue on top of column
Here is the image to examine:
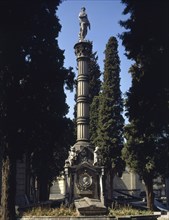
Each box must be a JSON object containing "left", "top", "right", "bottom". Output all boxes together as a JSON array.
[{"left": 78, "top": 7, "right": 90, "bottom": 41}]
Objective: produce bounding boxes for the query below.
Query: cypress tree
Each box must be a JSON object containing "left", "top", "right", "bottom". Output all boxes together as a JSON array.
[
  {"left": 90, "top": 96, "right": 100, "bottom": 146},
  {"left": 89, "top": 52, "right": 102, "bottom": 144},
  {"left": 88, "top": 52, "right": 102, "bottom": 104},
  {"left": 0, "top": 1, "right": 74, "bottom": 217},
  {"left": 97, "top": 36, "right": 124, "bottom": 198},
  {"left": 120, "top": 0, "right": 169, "bottom": 210}
]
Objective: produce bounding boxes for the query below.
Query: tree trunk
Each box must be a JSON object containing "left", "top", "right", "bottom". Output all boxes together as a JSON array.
[
  {"left": 105, "top": 168, "right": 115, "bottom": 207},
  {"left": 38, "top": 177, "right": 49, "bottom": 202},
  {"left": 144, "top": 176, "right": 154, "bottom": 211},
  {"left": 109, "top": 169, "right": 116, "bottom": 200},
  {"left": 165, "top": 178, "right": 169, "bottom": 209},
  {"left": 1, "top": 149, "right": 16, "bottom": 220},
  {"left": 109, "top": 170, "right": 113, "bottom": 200}
]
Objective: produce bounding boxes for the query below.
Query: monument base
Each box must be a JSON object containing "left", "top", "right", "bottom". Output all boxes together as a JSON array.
[
  {"left": 74, "top": 197, "right": 107, "bottom": 216},
  {"left": 64, "top": 143, "right": 105, "bottom": 205}
]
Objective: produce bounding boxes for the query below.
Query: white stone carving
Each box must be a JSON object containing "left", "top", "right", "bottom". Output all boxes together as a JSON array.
[{"left": 78, "top": 7, "right": 90, "bottom": 41}]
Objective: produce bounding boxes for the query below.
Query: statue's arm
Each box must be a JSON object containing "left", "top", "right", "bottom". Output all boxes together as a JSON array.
[{"left": 88, "top": 22, "right": 91, "bottom": 30}]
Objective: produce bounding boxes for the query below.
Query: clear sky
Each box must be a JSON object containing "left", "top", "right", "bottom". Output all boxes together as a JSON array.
[{"left": 57, "top": 0, "right": 132, "bottom": 119}]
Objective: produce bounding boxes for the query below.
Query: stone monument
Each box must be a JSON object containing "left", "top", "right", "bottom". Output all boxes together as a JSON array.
[{"left": 64, "top": 7, "right": 107, "bottom": 215}]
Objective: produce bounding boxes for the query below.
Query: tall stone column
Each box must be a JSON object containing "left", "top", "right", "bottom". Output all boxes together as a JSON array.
[
  {"left": 64, "top": 8, "right": 107, "bottom": 214},
  {"left": 74, "top": 41, "right": 92, "bottom": 148}
]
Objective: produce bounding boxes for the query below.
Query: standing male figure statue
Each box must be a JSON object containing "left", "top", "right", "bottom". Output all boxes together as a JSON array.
[{"left": 79, "top": 7, "right": 90, "bottom": 41}]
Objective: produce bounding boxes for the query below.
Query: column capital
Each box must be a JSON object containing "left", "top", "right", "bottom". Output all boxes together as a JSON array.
[{"left": 74, "top": 41, "right": 92, "bottom": 60}]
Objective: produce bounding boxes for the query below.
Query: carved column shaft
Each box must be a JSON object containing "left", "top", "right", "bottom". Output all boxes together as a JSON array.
[{"left": 74, "top": 42, "right": 92, "bottom": 143}]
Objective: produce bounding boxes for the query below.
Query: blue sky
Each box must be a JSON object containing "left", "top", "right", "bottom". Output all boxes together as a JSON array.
[{"left": 57, "top": 0, "right": 132, "bottom": 119}]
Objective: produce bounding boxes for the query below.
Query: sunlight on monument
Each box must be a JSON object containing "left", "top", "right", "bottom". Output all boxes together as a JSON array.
[{"left": 63, "top": 7, "right": 107, "bottom": 216}]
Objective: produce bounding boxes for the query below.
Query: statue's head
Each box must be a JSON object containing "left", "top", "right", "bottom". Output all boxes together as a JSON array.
[{"left": 81, "top": 7, "right": 86, "bottom": 11}]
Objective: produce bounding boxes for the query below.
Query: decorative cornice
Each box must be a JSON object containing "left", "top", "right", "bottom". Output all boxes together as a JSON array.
[{"left": 74, "top": 41, "right": 92, "bottom": 59}]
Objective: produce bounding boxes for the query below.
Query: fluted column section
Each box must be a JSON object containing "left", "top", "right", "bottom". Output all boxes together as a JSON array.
[{"left": 74, "top": 41, "right": 92, "bottom": 143}]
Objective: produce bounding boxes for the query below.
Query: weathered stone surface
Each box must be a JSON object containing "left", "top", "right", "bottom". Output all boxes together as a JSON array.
[
  {"left": 117, "top": 215, "right": 160, "bottom": 219},
  {"left": 18, "top": 217, "right": 116, "bottom": 220},
  {"left": 74, "top": 197, "right": 107, "bottom": 216},
  {"left": 157, "top": 211, "right": 169, "bottom": 219},
  {"left": 17, "top": 213, "right": 161, "bottom": 220},
  {"left": 17, "top": 215, "right": 161, "bottom": 220}
]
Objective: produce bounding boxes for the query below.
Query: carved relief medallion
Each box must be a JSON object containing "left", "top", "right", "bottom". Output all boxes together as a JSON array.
[{"left": 78, "top": 172, "right": 92, "bottom": 190}]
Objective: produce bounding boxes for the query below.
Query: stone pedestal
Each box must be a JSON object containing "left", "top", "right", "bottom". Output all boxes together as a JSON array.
[
  {"left": 75, "top": 197, "right": 108, "bottom": 216},
  {"left": 64, "top": 41, "right": 106, "bottom": 215}
]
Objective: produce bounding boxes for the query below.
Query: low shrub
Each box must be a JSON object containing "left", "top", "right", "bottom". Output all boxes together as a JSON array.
[
  {"left": 20, "top": 203, "right": 153, "bottom": 217},
  {"left": 108, "top": 205, "right": 153, "bottom": 217},
  {"left": 20, "top": 205, "right": 77, "bottom": 217}
]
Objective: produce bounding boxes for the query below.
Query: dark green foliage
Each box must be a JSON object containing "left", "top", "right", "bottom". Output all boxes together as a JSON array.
[
  {"left": 90, "top": 96, "right": 100, "bottom": 146},
  {"left": 88, "top": 52, "right": 102, "bottom": 104},
  {"left": 120, "top": 0, "right": 169, "bottom": 210},
  {"left": 97, "top": 37, "right": 124, "bottom": 174},
  {"left": 0, "top": 0, "right": 74, "bottom": 218},
  {"left": 89, "top": 52, "right": 102, "bottom": 143}
]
